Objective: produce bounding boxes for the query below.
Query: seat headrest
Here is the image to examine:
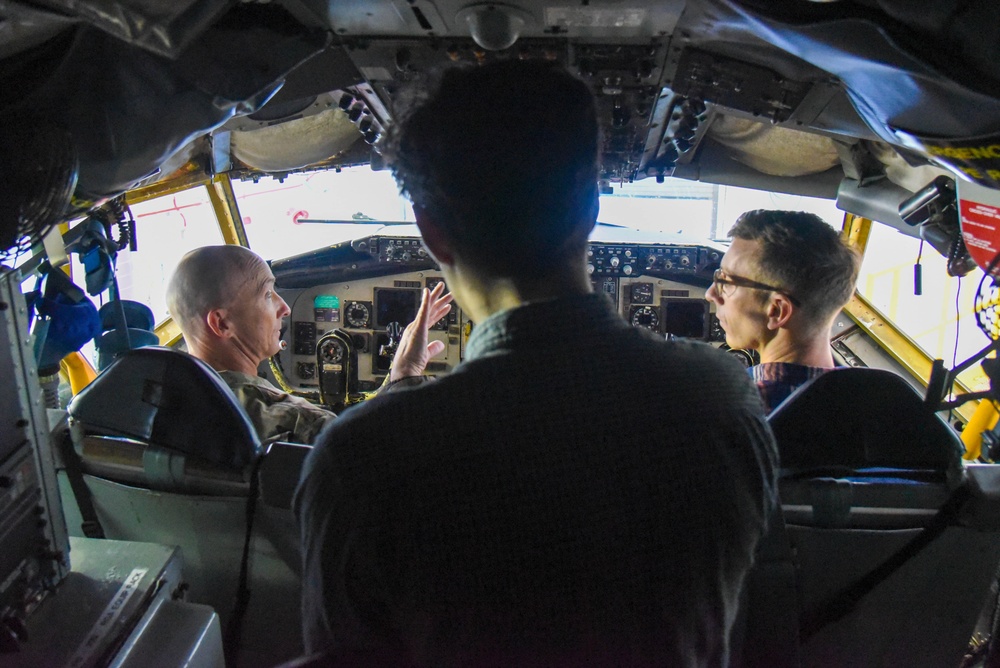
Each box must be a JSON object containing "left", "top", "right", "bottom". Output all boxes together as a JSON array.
[
  {"left": 768, "top": 367, "right": 963, "bottom": 471},
  {"left": 68, "top": 346, "right": 261, "bottom": 468}
]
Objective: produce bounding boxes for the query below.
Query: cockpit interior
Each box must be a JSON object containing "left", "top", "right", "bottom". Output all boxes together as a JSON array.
[
  {"left": 267, "top": 225, "right": 731, "bottom": 409},
  {"left": 6, "top": 0, "right": 1000, "bottom": 666}
]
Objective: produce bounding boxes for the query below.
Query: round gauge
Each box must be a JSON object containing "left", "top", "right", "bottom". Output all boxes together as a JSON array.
[
  {"left": 344, "top": 301, "right": 371, "bottom": 328},
  {"left": 319, "top": 340, "right": 344, "bottom": 364},
  {"left": 630, "top": 305, "right": 659, "bottom": 330},
  {"left": 630, "top": 282, "right": 653, "bottom": 304}
]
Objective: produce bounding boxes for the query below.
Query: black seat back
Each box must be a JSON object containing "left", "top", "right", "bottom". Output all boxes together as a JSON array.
[
  {"left": 68, "top": 346, "right": 261, "bottom": 469},
  {"left": 769, "top": 367, "right": 963, "bottom": 471},
  {"left": 734, "top": 368, "right": 989, "bottom": 668}
]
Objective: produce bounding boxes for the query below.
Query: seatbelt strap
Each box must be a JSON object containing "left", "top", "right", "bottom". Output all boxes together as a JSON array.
[
  {"left": 799, "top": 482, "right": 972, "bottom": 640},
  {"left": 223, "top": 453, "right": 266, "bottom": 668},
  {"left": 737, "top": 502, "right": 802, "bottom": 667},
  {"left": 56, "top": 433, "right": 106, "bottom": 539}
]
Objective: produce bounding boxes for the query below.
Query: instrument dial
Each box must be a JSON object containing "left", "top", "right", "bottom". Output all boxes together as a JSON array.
[
  {"left": 344, "top": 301, "right": 371, "bottom": 328},
  {"left": 319, "top": 339, "right": 344, "bottom": 364},
  {"left": 630, "top": 282, "right": 653, "bottom": 304},
  {"left": 630, "top": 305, "right": 659, "bottom": 330}
]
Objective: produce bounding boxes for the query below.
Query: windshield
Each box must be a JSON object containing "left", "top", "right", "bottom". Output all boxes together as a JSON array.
[
  {"left": 97, "top": 166, "right": 982, "bottom": 396},
  {"left": 231, "top": 166, "right": 843, "bottom": 260}
]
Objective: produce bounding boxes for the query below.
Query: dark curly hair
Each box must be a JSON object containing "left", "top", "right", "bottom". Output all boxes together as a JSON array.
[
  {"left": 383, "top": 59, "right": 600, "bottom": 278},
  {"left": 729, "top": 210, "right": 861, "bottom": 323}
]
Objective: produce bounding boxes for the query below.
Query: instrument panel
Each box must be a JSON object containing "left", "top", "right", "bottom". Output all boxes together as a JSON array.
[{"left": 270, "top": 228, "right": 728, "bottom": 408}]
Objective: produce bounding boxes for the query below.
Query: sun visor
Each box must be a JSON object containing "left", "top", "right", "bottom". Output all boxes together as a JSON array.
[
  {"left": 0, "top": 4, "right": 329, "bottom": 201},
  {"left": 25, "top": 0, "right": 231, "bottom": 59},
  {"left": 690, "top": 1, "right": 1000, "bottom": 154}
]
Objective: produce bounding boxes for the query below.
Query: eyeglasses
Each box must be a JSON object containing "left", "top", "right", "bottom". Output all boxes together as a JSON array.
[{"left": 712, "top": 269, "right": 800, "bottom": 306}]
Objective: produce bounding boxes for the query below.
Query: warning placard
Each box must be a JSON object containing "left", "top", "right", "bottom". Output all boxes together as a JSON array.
[
  {"left": 958, "top": 178, "right": 1000, "bottom": 276},
  {"left": 896, "top": 125, "right": 1000, "bottom": 190}
]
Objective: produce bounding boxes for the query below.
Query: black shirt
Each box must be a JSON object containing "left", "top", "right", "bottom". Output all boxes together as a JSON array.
[{"left": 295, "top": 293, "right": 778, "bottom": 666}]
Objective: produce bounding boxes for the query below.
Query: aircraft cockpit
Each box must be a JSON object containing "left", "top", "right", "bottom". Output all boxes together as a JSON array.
[{"left": 8, "top": 0, "right": 1000, "bottom": 666}]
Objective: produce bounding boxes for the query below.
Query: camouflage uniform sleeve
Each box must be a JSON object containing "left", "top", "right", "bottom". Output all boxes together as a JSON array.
[{"left": 231, "top": 381, "right": 336, "bottom": 444}]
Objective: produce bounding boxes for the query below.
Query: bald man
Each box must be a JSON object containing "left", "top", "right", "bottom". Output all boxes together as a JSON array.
[{"left": 166, "top": 245, "right": 451, "bottom": 443}]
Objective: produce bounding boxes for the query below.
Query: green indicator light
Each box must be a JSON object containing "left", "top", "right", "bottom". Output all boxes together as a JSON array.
[{"left": 314, "top": 295, "right": 340, "bottom": 309}]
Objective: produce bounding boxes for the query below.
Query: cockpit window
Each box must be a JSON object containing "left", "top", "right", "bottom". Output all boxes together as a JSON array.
[
  {"left": 232, "top": 166, "right": 844, "bottom": 260},
  {"left": 601, "top": 180, "right": 841, "bottom": 240},
  {"left": 857, "top": 223, "right": 990, "bottom": 392},
  {"left": 233, "top": 169, "right": 415, "bottom": 261},
  {"left": 71, "top": 186, "right": 225, "bottom": 326}
]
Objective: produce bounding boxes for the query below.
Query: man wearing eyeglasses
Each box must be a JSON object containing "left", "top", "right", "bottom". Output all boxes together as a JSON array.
[{"left": 706, "top": 210, "right": 861, "bottom": 412}]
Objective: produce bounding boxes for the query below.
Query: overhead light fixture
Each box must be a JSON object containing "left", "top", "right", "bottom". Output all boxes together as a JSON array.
[{"left": 456, "top": 3, "right": 532, "bottom": 51}]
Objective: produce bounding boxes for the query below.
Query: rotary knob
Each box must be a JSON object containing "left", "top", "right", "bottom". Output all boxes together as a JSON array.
[
  {"left": 610, "top": 256, "right": 620, "bottom": 268},
  {"left": 587, "top": 263, "right": 595, "bottom": 275},
  {"left": 623, "top": 264, "right": 633, "bottom": 276}
]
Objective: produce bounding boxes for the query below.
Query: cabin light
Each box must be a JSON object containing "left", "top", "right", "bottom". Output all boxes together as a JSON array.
[{"left": 456, "top": 3, "right": 533, "bottom": 51}]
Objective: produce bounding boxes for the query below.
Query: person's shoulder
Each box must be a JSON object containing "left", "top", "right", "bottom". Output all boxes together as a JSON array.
[
  {"left": 220, "top": 369, "right": 275, "bottom": 391},
  {"left": 624, "top": 330, "right": 747, "bottom": 373}
]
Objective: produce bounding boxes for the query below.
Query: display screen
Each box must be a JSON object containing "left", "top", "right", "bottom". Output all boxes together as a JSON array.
[
  {"left": 313, "top": 295, "right": 340, "bottom": 309},
  {"left": 375, "top": 288, "right": 419, "bottom": 327},
  {"left": 663, "top": 300, "right": 708, "bottom": 339}
]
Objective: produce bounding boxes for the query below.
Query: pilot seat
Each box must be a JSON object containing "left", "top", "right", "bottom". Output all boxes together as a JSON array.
[
  {"left": 62, "top": 346, "right": 309, "bottom": 668},
  {"left": 737, "top": 366, "right": 1000, "bottom": 668}
]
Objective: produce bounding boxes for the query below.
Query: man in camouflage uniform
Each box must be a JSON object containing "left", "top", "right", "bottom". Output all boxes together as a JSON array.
[{"left": 166, "top": 245, "right": 451, "bottom": 443}]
